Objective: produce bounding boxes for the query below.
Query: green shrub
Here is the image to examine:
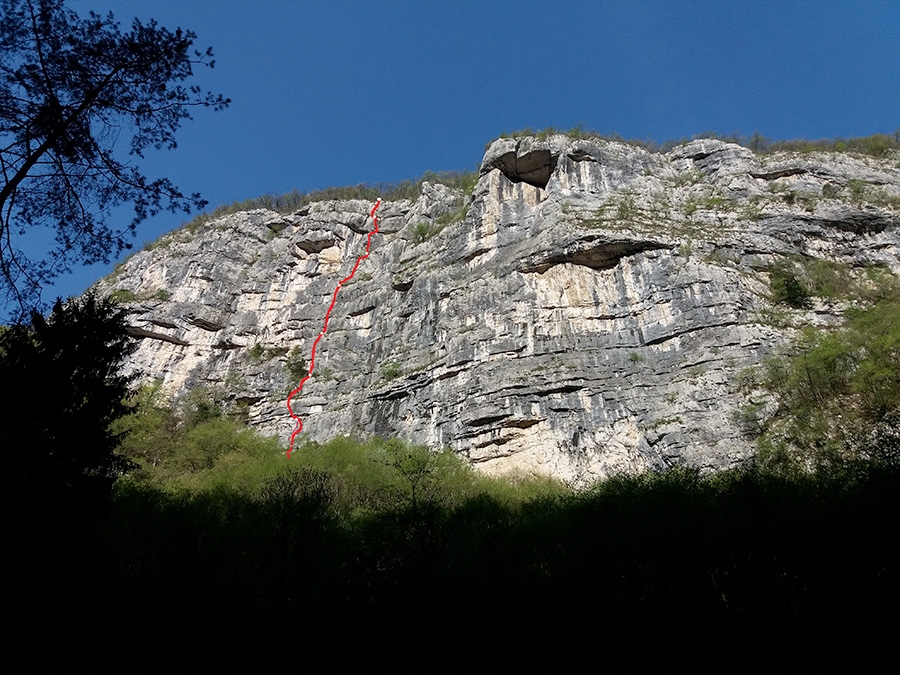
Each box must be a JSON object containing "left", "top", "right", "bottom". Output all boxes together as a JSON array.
[
  {"left": 115, "top": 383, "right": 284, "bottom": 489},
  {"left": 108, "top": 288, "right": 136, "bottom": 303},
  {"left": 847, "top": 179, "right": 869, "bottom": 205},
  {"left": 436, "top": 202, "right": 469, "bottom": 226},
  {"left": 381, "top": 361, "right": 402, "bottom": 380},
  {"left": 265, "top": 346, "right": 288, "bottom": 360},
  {"left": 802, "top": 259, "right": 852, "bottom": 300},
  {"left": 177, "top": 386, "right": 224, "bottom": 428},
  {"left": 705, "top": 249, "right": 738, "bottom": 266},
  {"left": 721, "top": 130, "right": 900, "bottom": 157},
  {"left": 285, "top": 346, "right": 308, "bottom": 381},
  {"left": 420, "top": 169, "right": 480, "bottom": 195},
  {"left": 769, "top": 260, "right": 812, "bottom": 309},
  {"left": 245, "top": 344, "right": 284, "bottom": 365},
  {"left": 751, "top": 275, "right": 900, "bottom": 470},
  {"left": 616, "top": 197, "right": 637, "bottom": 220},
  {"left": 247, "top": 343, "right": 266, "bottom": 363},
  {"left": 412, "top": 221, "right": 436, "bottom": 243},
  {"left": 701, "top": 195, "right": 732, "bottom": 210}
]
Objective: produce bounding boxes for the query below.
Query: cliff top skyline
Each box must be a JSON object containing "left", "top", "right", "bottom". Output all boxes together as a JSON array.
[{"left": 30, "top": 0, "right": 900, "bottom": 306}]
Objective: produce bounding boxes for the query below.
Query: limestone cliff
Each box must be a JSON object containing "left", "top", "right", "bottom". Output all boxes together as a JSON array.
[{"left": 94, "top": 135, "right": 900, "bottom": 484}]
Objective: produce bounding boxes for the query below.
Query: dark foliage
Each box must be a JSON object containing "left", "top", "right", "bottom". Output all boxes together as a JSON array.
[
  {"left": 0, "top": 292, "right": 136, "bottom": 503},
  {"left": 769, "top": 259, "right": 812, "bottom": 309},
  {"left": 4, "top": 460, "right": 900, "bottom": 668},
  {"left": 0, "top": 0, "right": 228, "bottom": 317}
]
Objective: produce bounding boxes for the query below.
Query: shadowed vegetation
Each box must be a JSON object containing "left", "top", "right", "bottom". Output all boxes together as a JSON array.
[
  {"left": 4, "top": 377, "right": 900, "bottom": 669},
  {"left": 9, "top": 420, "right": 900, "bottom": 667}
]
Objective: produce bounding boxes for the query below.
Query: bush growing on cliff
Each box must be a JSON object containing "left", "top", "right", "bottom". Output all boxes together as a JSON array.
[
  {"left": 769, "top": 259, "right": 812, "bottom": 309},
  {"left": 108, "top": 288, "right": 137, "bottom": 303},
  {"left": 412, "top": 221, "right": 438, "bottom": 243},
  {"left": 381, "top": 361, "right": 403, "bottom": 380},
  {"left": 752, "top": 293, "right": 900, "bottom": 471},
  {"left": 285, "top": 346, "right": 308, "bottom": 380}
]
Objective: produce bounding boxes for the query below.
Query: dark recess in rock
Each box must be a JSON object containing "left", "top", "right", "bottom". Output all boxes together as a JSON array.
[
  {"left": 213, "top": 340, "right": 242, "bottom": 350},
  {"left": 189, "top": 317, "right": 225, "bottom": 332},
  {"left": 347, "top": 305, "right": 376, "bottom": 317},
  {"left": 265, "top": 219, "right": 288, "bottom": 233},
  {"left": 504, "top": 418, "right": 542, "bottom": 429},
  {"left": 466, "top": 414, "right": 510, "bottom": 427},
  {"left": 296, "top": 237, "right": 337, "bottom": 254},
  {"left": 803, "top": 212, "right": 895, "bottom": 235},
  {"left": 521, "top": 240, "right": 668, "bottom": 274},
  {"left": 126, "top": 326, "right": 190, "bottom": 347},
  {"left": 456, "top": 247, "right": 491, "bottom": 264},
  {"left": 751, "top": 168, "right": 808, "bottom": 180},
  {"left": 534, "top": 383, "right": 585, "bottom": 396},
  {"left": 490, "top": 149, "right": 559, "bottom": 189},
  {"left": 568, "top": 150, "right": 596, "bottom": 162},
  {"left": 373, "top": 388, "right": 410, "bottom": 401}
]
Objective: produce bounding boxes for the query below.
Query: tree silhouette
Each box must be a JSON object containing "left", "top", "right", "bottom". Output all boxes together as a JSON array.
[
  {"left": 0, "top": 292, "right": 136, "bottom": 501},
  {"left": 0, "top": 0, "right": 229, "bottom": 317}
]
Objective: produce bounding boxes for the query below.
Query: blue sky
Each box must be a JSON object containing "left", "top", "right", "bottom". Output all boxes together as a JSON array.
[{"left": 33, "top": 0, "right": 900, "bottom": 306}]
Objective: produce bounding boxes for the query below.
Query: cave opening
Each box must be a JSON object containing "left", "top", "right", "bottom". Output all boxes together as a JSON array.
[{"left": 490, "top": 149, "right": 559, "bottom": 189}]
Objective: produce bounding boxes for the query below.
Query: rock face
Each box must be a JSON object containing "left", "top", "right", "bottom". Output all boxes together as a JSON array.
[{"left": 95, "top": 136, "right": 900, "bottom": 485}]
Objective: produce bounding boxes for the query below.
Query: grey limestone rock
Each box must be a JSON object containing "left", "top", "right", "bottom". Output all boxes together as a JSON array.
[{"left": 94, "top": 137, "right": 900, "bottom": 485}]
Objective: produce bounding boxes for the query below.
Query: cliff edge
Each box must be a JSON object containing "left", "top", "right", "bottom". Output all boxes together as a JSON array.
[{"left": 95, "top": 135, "right": 900, "bottom": 484}]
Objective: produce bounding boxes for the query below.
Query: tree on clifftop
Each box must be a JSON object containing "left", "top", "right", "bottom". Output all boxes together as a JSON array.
[{"left": 0, "top": 0, "right": 229, "bottom": 317}]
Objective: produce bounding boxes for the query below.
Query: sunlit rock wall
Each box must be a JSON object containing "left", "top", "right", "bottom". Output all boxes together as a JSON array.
[{"left": 96, "top": 136, "right": 900, "bottom": 485}]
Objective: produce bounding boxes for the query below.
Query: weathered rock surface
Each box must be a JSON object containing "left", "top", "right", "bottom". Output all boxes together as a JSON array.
[{"left": 95, "top": 136, "right": 900, "bottom": 485}]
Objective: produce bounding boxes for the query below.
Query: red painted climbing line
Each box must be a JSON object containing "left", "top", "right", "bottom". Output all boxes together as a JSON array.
[{"left": 286, "top": 198, "right": 382, "bottom": 458}]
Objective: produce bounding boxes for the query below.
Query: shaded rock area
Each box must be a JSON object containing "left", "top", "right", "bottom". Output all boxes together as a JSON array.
[{"left": 95, "top": 136, "right": 900, "bottom": 485}]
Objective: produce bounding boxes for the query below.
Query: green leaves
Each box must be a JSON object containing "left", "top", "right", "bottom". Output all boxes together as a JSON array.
[
  {"left": 769, "top": 260, "right": 812, "bottom": 309},
  {"left": 380, "top": 361, "right": 402, "bottom": 380},
  {"left": 754, "top": 292, "right": 900, "bottom": 470}
]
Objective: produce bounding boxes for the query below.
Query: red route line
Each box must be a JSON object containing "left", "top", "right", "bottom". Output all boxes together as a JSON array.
[{"left": 286, "top": 198, "right": 382, "bottom": 458}]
